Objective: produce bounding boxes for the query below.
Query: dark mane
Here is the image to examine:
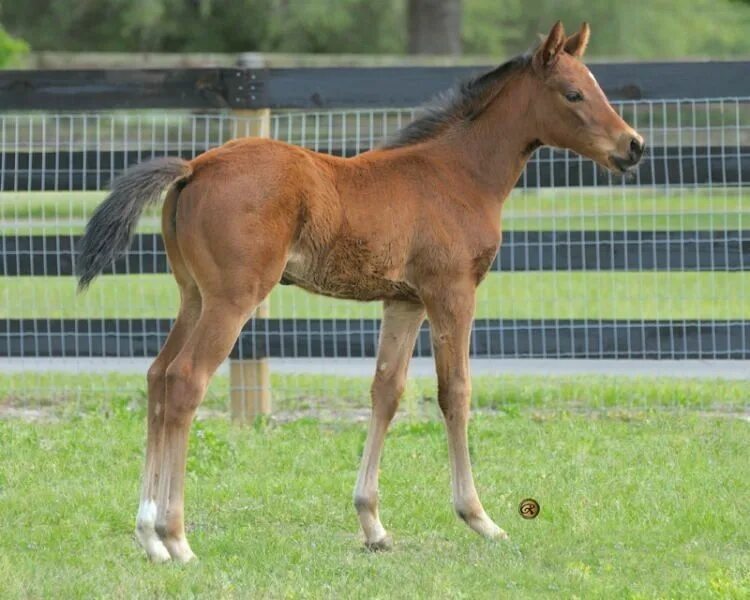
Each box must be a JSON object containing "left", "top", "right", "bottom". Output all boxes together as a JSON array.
[{"left": 383, "top": 54, "right": 531, "bottom": 149}]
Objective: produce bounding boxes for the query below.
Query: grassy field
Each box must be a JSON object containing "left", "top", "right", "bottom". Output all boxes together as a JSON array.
[
  {"left": 2, "top": 187, "right": 749, "bottom": 233},
  {"left": 4, "top": 371, "right": 750, "bottom": 417},
  {"left": 2, "top": 324, "right": 748, "bottom": 596},
  {"left": 3, "top": 186, "right": 749, "bottom": 596},
  {"left": 1, "top": 405, "right": 748, "bottom": 598},
  {"left": 3, "top": 271, "right": 749, "bottom": 320}
]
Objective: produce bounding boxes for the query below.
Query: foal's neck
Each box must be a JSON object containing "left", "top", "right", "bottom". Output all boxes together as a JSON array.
[{"left": 428, "top": 73, "right": 538, "bottom": 206}]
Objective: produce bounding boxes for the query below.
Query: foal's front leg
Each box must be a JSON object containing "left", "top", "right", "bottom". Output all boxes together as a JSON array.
[
  {"left": 354, "top": 299, "right": 425, "bottom": 549},
  {"left": 425, "top": 284, "right": 507, "bottom": 541}
]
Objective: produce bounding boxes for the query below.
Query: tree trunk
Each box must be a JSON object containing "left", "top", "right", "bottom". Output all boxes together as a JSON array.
[{"left": 407, "top": 0, "right": 462, "bottom": 55}]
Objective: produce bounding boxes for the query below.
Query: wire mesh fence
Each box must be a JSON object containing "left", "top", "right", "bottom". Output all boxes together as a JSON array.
[{"left": 1, "top": 98, "right": 749, "bottom": 418}]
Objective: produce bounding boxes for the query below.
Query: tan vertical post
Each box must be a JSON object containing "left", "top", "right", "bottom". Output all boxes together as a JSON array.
[{"left": 230, "top": 53, "right": 272, "bottom": 424}]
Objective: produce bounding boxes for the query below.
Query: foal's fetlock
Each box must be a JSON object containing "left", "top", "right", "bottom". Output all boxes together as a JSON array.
[
  {"left": 353, "top": 493, "right": 376, "bottom": 514},
  {"left": 136, "top": 501, "right": 172, "bottom": 562},
  {"left": 354, "top": 494, "right": 393, "bottom": 550}
]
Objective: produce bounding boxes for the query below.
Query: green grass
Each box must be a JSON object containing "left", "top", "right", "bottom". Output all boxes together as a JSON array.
[
  {"left": 3, "top": 271, "right": 748, "bottom": 319},
  {"left": 505, "top": 186, "right": 750, "bottom": 231},
  {"left": 0, "top": 407, "right": 748, "bottom": 598},
  {"left": 2, "top": 187, "right": 749, "bottom": 233},
  {"left": 3, "top": 371, "right": 749, "bottom": 418},
  {"left": 2, "top": 192, "right": 110, "bottom": 221}
]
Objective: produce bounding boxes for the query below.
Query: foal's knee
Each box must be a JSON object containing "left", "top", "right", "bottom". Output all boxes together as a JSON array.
[
  {"left": 437, "top": 377, "right": 471, "bottom": 420},
  {"left": 371, "top": 366, "right": 407, "bottom": 420}
]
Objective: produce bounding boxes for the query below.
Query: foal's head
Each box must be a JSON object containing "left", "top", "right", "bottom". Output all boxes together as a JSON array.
[{"left": 527, "top": 21, "right": 644, "bottom": 174}]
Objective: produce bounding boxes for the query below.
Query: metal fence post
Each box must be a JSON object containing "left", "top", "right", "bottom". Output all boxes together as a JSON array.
[{"left": 229, "top": 61, "right": 272, "bottom": 423}]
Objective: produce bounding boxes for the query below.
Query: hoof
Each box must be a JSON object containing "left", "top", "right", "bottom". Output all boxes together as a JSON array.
[
  {"left": 163, "top": 537, "right": 197, "bottom": 564},
  {"left": 479, "top": 520, "right": 509, "bottom": 542},
  {"left": 487, "top": 528, "right": 510, "bottom": 542},
  {"left": 136, "top": 501, "right": 172, "bottom": 563},
  {"left": 146, "top": 543, "right": 172, "bottom": 563},
  {"left": 364, "top": 534, "right": 393, "bottom": 552},
  {"left": 173, "top": 551, "right": 198, "bottom": 564},
  {"left": 135, "top": 530, "right": 172, "bottom": 563},
  {"left": 458, "top": 508, "right": 509, "bottom": 542}
]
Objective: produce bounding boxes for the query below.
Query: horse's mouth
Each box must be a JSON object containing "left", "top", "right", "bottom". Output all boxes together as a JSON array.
[{"left": 608, "top": 154, "right": 639, "bottom": 175}]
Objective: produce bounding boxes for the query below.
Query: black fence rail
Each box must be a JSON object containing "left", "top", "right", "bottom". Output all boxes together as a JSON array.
[
  {"left": 2, "top": 318, "right": 748, "bottom": 360},
  {"left": 2, "top": 62, "right": 750, "bottom": 110}
]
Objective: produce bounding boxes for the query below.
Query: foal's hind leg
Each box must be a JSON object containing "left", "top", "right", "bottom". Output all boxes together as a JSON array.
[
  {"left": 354, "top": 299, "right": 425, "bottom": 549},
  {"left": 149, "top": 178, "right": 293, "bottom": 562},
  {"left": 152, "top": 234, "right": 288, "bottom": 561},
  {"left": 425, "top": 283, "right": 507, "bottom": 541},
  {"left": 153, "top": 290, "right": 271, "bottom": 562},
  {"left": 136, "top": 187, "right": 203, "bottom": 562},
  {"left": 136, "top": 285, "right": 201, "bottom": 562}
]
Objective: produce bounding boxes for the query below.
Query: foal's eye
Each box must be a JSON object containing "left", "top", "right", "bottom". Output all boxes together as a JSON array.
[{"left": 565, "top": 91, "right": 584, "bottom": 103}]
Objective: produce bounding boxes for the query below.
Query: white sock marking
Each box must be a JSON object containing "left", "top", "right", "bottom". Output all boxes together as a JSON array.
[{"left": 136, "top": 498, "right": 158, "bottom": 531}]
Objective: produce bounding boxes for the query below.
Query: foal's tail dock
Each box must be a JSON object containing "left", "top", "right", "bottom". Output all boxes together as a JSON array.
[{"left": 76, "top": 157, "right": 192, "bottom": 291}]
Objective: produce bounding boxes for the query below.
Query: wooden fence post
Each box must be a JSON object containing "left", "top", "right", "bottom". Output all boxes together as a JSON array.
[{"left": 230, "top": 58, "right": 272, "bottom": 423}]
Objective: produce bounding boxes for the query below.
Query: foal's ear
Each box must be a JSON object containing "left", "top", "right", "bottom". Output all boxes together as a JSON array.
[
  {"left": 564, "top": 22, "right": 590, "bottom": 58},
  {"left": 534, "top": 21, "right": 566, "bottom": 71}
]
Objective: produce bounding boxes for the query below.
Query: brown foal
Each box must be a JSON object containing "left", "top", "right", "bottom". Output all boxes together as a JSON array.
[{"left": 77, "top": 21, "right": 643, "bottom": 562}]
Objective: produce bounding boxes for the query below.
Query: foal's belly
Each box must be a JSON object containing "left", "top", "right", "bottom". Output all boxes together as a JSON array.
[{"left": 280, "top": 249, "right": 419, "bottom": 303}]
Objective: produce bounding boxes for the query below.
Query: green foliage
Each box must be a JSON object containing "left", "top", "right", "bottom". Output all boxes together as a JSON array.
[
  {"left": 2, "top": 0, "right": 403, "bottom": 54},
  {"left": 0, "top": 22, "right": 28, "bottom": 67},
  {"left": 464, "top": 0, "right": 750, "bottom": 58},
  {"left": 4, "top": 0, "right": 750, "bottom": 57},
  {"left": 262, "top": 0, "right": 405, "bottom": 54}
]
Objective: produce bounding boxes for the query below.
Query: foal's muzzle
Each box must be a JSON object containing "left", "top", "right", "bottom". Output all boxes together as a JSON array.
[{"left": 610, "top": 136, "right": 645, "bottom": 173}]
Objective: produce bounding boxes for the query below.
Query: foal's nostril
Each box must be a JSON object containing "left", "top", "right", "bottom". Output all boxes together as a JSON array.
[{"left": 629, "top": 137, "right": 644, "bottom": 160}]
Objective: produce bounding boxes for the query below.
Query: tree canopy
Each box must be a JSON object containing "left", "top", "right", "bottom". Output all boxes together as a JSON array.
[
  {"left": 3, "top": 0, "right": 750, "bottom": 59},
  {"left": 0, "top": 22, "right": 28, "bottom": 66}
]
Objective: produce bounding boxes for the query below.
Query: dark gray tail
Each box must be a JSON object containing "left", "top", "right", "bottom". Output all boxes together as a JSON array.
[{"left": 76, "top": 157, "right": 192, "bottom": 291}]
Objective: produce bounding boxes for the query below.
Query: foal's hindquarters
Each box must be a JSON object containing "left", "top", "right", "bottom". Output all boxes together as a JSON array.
[{"left": 136, "top": 144, "right": 304, "bottom": 562}]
